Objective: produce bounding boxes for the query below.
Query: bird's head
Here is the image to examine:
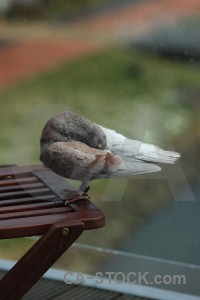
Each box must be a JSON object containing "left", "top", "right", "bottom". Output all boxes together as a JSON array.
[{"left": 40, "top": 111, "right": 107, "bottom": 150}]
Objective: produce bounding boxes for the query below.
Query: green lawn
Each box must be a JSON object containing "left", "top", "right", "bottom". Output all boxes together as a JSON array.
[{"left": 0, "top": 48, "right": 199, "bottom": 272}]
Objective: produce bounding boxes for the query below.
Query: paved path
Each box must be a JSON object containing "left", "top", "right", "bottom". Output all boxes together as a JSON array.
[
  {"left": 0, "top": 39, "right": 101, "bottom": 87},
  {"left": 1, "top": 0, "right": 200, "bottom": 88}
]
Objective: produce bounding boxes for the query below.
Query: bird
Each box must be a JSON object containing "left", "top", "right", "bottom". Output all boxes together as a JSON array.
[{"left": 40, "top": 111, "right": 180, "bottom": 199}]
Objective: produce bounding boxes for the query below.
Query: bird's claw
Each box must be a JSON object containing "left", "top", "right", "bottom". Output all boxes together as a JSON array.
[
  {"left": 52, "top": 186, "right": 90, "bottom": 206},
  {"left": 64, "top": 193, "right": 90, "bottom": 206}
]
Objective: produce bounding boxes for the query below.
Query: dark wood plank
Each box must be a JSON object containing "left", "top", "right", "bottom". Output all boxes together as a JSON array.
[
  {"left": 0, "top": 202, "right": 65, "bottom": 214},
  {"left": 0, "top": 164, "right": 105, "bottom": 300},
  {"left": 0, "top": 165, "right": 17, "bottom": 169},
  {"left": 0, "top": 182, "right": 45, "bottom": 193},
  {"left": 0, "top": 188, "right": 52, "bottom": 200},
  {"left": 0, "top": 177, "right": 39, "bottom": 188},
  {"left": 68, "top": 199, "right": 99, "bottom": 212},
  {"left": 33, "top": 170, "right": 76, "bottom": 196},
  {"left": 0, "top": 207, "right": 72, "bottom": 221},
  {"left": 0, "top": 195, "right": 56, "bottom": 207},
  {"left": 0, "top": 164, "right": 46, "bottom": 179},
  {"left": 0, "top": 210, "right": 105, "bottom": 238}
]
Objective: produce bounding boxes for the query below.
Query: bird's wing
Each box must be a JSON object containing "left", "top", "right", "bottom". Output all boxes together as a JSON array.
[
  {"left": 100, "top": 126, "right": 180, "bottom": 164},
  {"left": 41, "top": 141, "right": 121, "bottom": 181},
  {"left": 95, "top": 126, "right": 161, "bottom": 178},
  {"left": 100, "top": 126, "right": 142, "bottom": 161}
]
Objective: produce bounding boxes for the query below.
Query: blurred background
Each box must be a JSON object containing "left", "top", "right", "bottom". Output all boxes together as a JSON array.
[{"left": 0, "top": 0, "right": 200, "bottom": 296}]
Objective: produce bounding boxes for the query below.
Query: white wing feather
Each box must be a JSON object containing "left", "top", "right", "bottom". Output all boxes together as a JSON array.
[{"left": 99, "top": 126, "right": 180, "bottom": 178}]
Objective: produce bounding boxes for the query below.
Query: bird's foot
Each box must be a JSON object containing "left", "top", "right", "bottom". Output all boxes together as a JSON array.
[
  {"left": 64, "top": 194, "right": 89, "bottom": 206},
  {"left": 52, "top": 185, "right": 91, "bottom": 206},
  {"left": 60, "top": 185, "right": 90, "bottom": 198},
  {"left": 58, "top": 187, "right": 90, "bottom": 206}
]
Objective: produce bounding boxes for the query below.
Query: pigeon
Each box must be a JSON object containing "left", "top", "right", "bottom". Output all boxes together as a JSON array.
[{"left": 40, "top": 111, "right": 180, "bottom": 198}]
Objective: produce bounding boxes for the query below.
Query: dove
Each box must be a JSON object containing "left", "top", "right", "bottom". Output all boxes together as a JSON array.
[{"left": 40, "top": 111, "right": 180, "bottom": 198}]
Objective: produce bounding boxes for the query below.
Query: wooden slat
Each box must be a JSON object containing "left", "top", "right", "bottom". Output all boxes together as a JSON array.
[
  {"left": 0, "top": 164, "right": 46, "bottom": 179},
  {"left": 0, "top": 182, "right": 45, "bottom": 193},
  {"left": 0, "top": 165, "right": 17, "bottom": 169},
  {"left": 24, "top": 278, "right": 74, "bottom": 300},
  {"left": 0, "top": 164, "right": 105, "bottom": 300},
  {"left": 0, "top": 207, "right": 72, "bottom": 221},
  {"left": 0, "top": 202, "right": 65, "bottom": 214},
  {"left": 0, "top": 210, "right": 105, "bottom": 238},
  {"left": 0, "top": 195, "right": 56, "bottom": 207},
  {"left": 0, "top": 177, "right": 39, "bottom": 188},
  {"left": 0, "top": 165, "right": 105, "bottom": 240},
  {"left": 33, "top": 170, "right": 76, "bottom": 196},
  {"left": 68, "top": 199, "right": 98, "bottom": 212},
  {"left": 0, "top": 188, "right": 52, "bottom": 200}
]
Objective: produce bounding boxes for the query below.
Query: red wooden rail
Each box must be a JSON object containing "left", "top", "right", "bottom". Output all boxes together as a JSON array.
[{"left": 0, "top": 165, "right": 105, "bottom": 300}]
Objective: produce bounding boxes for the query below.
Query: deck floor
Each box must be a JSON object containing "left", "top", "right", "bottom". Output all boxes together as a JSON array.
[{"left": 0, "top": 269, "right": 150, "bottom": 300}]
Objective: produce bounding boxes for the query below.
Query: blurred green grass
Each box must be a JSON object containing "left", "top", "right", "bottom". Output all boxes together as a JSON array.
[{"left": 0, "top": 47, "right": 199, "bottom": 271}]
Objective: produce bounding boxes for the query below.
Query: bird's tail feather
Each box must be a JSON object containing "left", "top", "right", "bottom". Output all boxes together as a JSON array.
[
  {"left": 109, "top": 139, "right": 180, "bottom": 165},
  {"left": 135, "top": 143, "right": 181, "bottom": 164}
]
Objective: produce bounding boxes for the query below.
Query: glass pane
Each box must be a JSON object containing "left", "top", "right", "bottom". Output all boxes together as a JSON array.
[{"left": 0, "top": 1, "right": 200, "bottom": 299}]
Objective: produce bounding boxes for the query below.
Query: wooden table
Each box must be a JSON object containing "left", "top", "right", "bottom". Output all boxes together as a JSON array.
[{"left": 0, "top": 165, "right": 105, "bottom": 300}]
